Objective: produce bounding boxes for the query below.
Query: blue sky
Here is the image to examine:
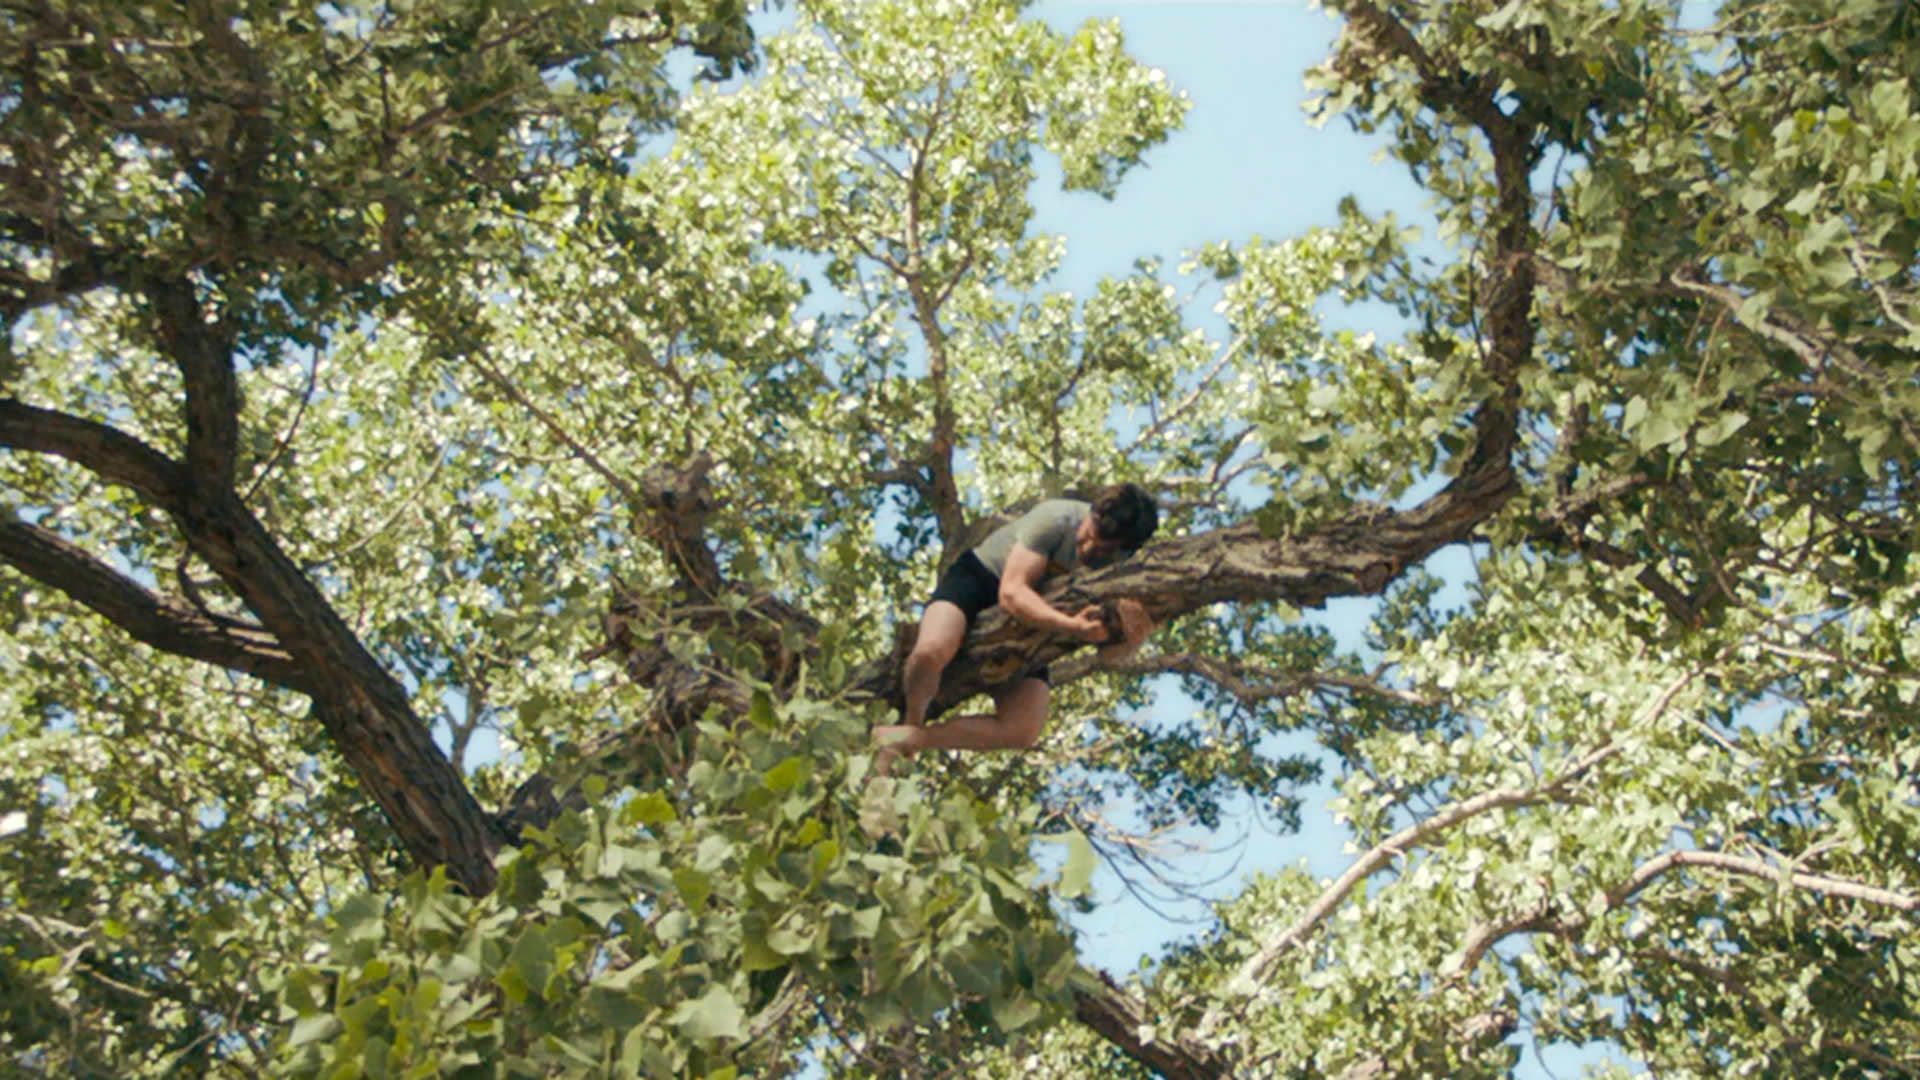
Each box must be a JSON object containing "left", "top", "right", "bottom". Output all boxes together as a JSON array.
[{"left": 1021, "top": 3, "right": 1618, "bottom": 1076}]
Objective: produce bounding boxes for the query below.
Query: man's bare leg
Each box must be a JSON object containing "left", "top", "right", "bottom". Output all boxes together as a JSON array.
[
  {"left": 877, "top": 677, "right": 1050, "bottom": 755},
  {"left": 900, "top": 601, "right": 967, "bottom": 726},
  {"left": 875, "top": 601, "right": 969, "bottom": 774}
]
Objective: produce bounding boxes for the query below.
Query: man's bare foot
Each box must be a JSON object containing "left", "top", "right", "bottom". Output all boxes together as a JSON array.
[{"left": 872, "top": 724, "right": 922, "bottom": 777}]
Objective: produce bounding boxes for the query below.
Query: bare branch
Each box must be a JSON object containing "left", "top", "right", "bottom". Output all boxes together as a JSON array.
[
  {"left": 1051, "top": 648, "right": 1434, "bottom": 709},
  {"left": 1219, "top": 738, "right": 1623, "bottom": 1004},
  {"left": 1070, "top": 969, "right": 1231, "bottom": 1080},
  {"left": 465, "top": 351, "right": 643, "bottom": 512},
  {"left": 1658, "top": 849, "right": 1918, "bottom": 913}
]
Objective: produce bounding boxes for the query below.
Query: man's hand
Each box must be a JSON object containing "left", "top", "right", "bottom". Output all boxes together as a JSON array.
[{"left": 1066, "top": 604, "right": 1111, "bottom": 643}]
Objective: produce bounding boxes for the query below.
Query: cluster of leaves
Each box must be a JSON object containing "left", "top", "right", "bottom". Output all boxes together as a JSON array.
[{"left": 272, "top": 688, "right": 1091, "bottom": 1077}]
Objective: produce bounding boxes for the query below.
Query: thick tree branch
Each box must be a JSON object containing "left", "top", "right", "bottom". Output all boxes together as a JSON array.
[
  {"left": 148, "top": 278, "right": 241, "bottom": 489},
  {"left": 175, "top": 485, "right": 503, "bottom": 891},
  {"left": 3, "top": 392, "right": 499, "bottom": 889},
  {"left": 636, "top": 453, "right": 726, "bottom": 599},
  {"left": 846, "top": 482, "right": 1511, "bottom": 721},
  {"left": 1070, "top": 969, "right": 1230, "bottom": 1080},
  {"left": 0, "top": 399, "right": 187, "bottom": 511},
  {"left": 0, "top": 515, "right": 310, "bottom": 692}
]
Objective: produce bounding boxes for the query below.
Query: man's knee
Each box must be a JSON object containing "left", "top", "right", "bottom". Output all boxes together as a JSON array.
[
  {"left": 1006, "top": 713, "right": 1045, "bottom": 749},
  {"left": 907, "top": 635, "right": 960, "bottom": 671},
  {"left": 907, "top": 606, "right": 967, "bottom": 670}
]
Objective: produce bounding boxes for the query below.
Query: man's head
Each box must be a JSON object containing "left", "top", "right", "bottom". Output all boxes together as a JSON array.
[{"left": 1076, "top": 482, "right": 1159, "bottom": 565}]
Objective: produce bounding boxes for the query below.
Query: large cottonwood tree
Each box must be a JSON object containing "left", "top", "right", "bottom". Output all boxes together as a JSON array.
[{"left": 3, "top": 0, "right": 1916, "bottom": 1076}]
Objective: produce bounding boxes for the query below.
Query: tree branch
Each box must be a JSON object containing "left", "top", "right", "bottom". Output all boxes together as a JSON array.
[
  {"left": 1218, "top": 739, "right": 1622, "bottom": 1006},
  {"left": 0, "top": 515, "right": 310, "bottom": 692},
  {"left": 1069, "top": 969, "right": 1231, "bottom": 1080},
  {"left": 2, "top": 395, "right": 499, "bottom": 890},
  {"left": 465, "top": 350, "right": 643, "bottom": 514},
  {"left": 637, "top": 452, "right": 726, "bottom": 599},
  {"left": 1337, "top": 0, "right": 1514, "bottom": 144},
  {"left": 1530, "top": 472, "right": 1708, "bottom": 625},
  {"left": 175, "top": 486, "right": 504, "bottom": 890},
  {"left": 1656, "top": 849, "right": 1918, "bottom": 913},
  {"left": 0, "top": 398, "right": 187, "bottom": 512},
  {"left": 844, "top": 487, "right": 1509, "bottom": 721},
  {"left": 148, "top": 277, "right": 241, "bottom": 489}
]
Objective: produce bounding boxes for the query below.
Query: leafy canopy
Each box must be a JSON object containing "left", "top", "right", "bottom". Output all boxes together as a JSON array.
[{"left": 3, "top": 0, "right": 1918, "bottom": 1076}]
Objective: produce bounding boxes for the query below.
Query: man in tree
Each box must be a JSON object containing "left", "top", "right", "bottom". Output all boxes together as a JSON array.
[{"left": 874, "top": 484, "right": 1159, "bottom": 764}]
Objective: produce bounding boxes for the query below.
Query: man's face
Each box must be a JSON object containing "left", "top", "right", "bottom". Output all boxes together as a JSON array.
[{"left": 1076, "top": 514, "right": 1124, "bottom": 565}]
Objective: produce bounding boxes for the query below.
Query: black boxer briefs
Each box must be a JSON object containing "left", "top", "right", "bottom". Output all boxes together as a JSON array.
[{"left": 926, "top": 550, "right": 1051, "bottom": 685}]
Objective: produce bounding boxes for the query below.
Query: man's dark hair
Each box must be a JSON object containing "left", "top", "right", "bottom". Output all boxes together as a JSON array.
[{"left": 1089, "top": 482, "right": 1158, "bottom": 553}]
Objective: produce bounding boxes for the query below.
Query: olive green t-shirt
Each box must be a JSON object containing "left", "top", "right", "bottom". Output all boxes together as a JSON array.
[{"left": 972, "top": 499, "right": 1090, "bottom": 579}]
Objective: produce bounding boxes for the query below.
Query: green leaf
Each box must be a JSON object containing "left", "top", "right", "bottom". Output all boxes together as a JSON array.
[
  {"left": 622, "top": 791, "right": 677, "bottom": 828},
  {"left": 809, "top": 838, "right": 840, "bottom": 885},
  {"left": 748, "top": 688, "right": 777, "bottom": 730},
  {"left": 288, "top": 1013, "right": 343, "bottom": 1049},
  {"left": 1696, "top": 411, "right": 1748, "bottom": 447},
  {"left": 673, "top": 985, "right": 745, "bottom": 1042},
  {"left": 673, "top": 867, "right": 713, "bottom": 914},
  {"left": 762, "top": 755, "right": 808, "bottom": 794},
  {"left": 507, "top": 926, "right": 555, "bottom": 1000},
  {"left": 1635, "top": 402, "right": 1688, "bottom": 451},
  {"left": 1057, "top": 829, "right": 1096, "bottom": 899},
  {"left": 1622, "top": 395, "right": 1648, "bottom": 432},
  {"left": 989, "top": 990, "right": 1043, "bottom": 1032},
  {"left": 585, "top": 987, "right": 646, "bottom": 1029},
  {"left": 765, "top": 914, "right": 815, "bottom": 956}
]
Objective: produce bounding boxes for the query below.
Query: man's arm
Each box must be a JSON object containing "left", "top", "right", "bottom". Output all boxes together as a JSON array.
[{"left": 999, "top": 544, "right": 1108, "bottom": 642}]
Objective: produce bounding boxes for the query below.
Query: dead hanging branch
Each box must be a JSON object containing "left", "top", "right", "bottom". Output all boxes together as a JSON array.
[{"left": 1055, "top": 649, "right": 1435, "bottom": 710}]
